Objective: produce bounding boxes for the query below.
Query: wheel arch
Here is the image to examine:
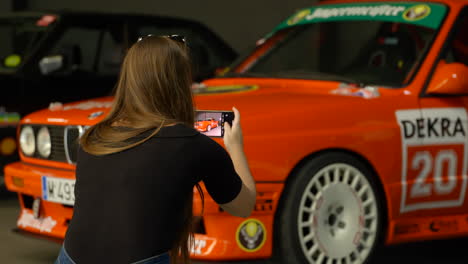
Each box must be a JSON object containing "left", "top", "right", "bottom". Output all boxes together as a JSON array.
[{"left": 272, "top": 147, "right": 390, "bottom": 249}]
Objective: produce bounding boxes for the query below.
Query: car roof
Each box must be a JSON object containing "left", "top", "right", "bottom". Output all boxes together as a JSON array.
[{"left": 0, "top": 10, "right": 237, "bottom": 59}]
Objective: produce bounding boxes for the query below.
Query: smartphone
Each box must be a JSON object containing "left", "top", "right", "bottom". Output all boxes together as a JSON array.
[{"left": 194, "top": 110, "right": 234, "bottom": 137}]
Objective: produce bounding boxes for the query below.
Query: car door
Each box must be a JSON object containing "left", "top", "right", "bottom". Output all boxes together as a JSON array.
[{"left": 406, "top": 7, "right": 468, "bottom": 218}]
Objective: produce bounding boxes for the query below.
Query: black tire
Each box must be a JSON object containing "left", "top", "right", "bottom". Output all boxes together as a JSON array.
[{"left": 273, "top": 152, "right": 386, "bottom": 264}]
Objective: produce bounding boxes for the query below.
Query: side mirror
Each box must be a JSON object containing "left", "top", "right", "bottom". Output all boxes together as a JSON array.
[
  {"left": 39, "top": 45, "right": 82, "bottom": 75},
  {"left": 426, "top": 61, "right": 468, "bottom": 95},
  {"left": 39, "top": 55, "right": 64, "bottom": 75}
]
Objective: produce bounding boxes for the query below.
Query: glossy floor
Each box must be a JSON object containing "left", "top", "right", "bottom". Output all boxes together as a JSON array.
[{"left": 0, "top": 192, "right": 466, "bottom": 264}]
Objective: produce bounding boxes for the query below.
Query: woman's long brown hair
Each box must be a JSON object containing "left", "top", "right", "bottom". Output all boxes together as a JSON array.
[{"left": 80, "top": 36, "right": 198, "bottom": 264}]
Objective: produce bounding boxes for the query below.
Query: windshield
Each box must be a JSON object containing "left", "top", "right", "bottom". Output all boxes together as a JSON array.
[
  {"left": 229, "top": 2, "right": 447, "bottom": 87},
  {"left": 0, "top": 15, "right": 53, "bottom": 73}
]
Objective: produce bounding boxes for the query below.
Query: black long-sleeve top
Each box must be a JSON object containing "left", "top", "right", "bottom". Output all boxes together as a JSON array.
[{"left": 64, "top": 124, "right": 242, "bottom": 263}]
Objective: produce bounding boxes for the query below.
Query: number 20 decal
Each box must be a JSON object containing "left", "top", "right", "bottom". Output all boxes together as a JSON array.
[
  {"left": 396, "top": 108, "right": 468, "bottom": 213},
  {"left": 410, "top": 150, "right": 457, "bottom": 198}
]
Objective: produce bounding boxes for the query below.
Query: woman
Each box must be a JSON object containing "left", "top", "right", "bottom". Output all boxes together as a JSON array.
[{"left": 55, "top": 35, "right": 256, "bottom": 264}]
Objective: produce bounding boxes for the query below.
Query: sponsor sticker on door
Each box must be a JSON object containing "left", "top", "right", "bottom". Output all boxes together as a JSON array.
[{"left": 396, "top": 108, "right": 468, "bottom": 213}]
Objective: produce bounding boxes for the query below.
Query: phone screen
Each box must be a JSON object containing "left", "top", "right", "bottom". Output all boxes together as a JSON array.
[{"left": 194, "top": 110, "right": 234, "bottom": 137}]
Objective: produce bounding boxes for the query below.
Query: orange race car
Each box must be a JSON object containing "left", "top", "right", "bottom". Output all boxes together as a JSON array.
[
  {"left": 4, "top": 0, "right": 468, "bottom": 263},
  {"left": 194, "top": 118, "right": 219, "bottom": 132}
]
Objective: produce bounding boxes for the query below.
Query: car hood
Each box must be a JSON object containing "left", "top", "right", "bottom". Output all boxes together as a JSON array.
[
  {"left": 22, "top": 97, "right": 114, "bottom": 126},
  {"left": 195, "top": 78, "right": 374, "bottom": 108},
  {"left": 194, "top": 78, "right": 405, "bottom": 135},
  {"left": 22, "top": 78, "right": 398, "bottom": 128}
]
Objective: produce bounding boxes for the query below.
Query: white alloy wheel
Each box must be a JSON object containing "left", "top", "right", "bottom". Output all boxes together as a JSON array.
[
  {"left": 298, "top": 163, "right": 378, "bottom": 264},
  {"left": 207, "top": 125, "right": 211, "bottom": 131}
]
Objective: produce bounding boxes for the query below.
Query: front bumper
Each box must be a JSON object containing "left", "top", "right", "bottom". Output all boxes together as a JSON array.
[
  {"left": 5, "top": 162, "right": 74, "bottom": 240},
  {"left": 5, "top": 161, "right": 283, "bottom": 260}
]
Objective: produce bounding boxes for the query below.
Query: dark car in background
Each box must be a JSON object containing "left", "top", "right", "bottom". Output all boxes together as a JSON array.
[{"left": 0, "top": 11, "right": 237, "bottom": 183}]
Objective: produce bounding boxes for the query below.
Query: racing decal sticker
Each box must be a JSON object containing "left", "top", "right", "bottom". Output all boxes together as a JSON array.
[
  {"left": 49, "top": 101, "right": 113, "bottom": 111},
  {"left": 88, "top": 111, "right": 104, "bottom": 120},
  {"left": 254, "top": 199, "right": 274, "bottom": 212},
  {"left": 274, "top": 2, "right": 446, "bottom": 32},
  {"left": 236, "top": 219, "right": 267, "bottom": 252},
  {"left": 330, "top": 83, "right": 380, "bottom": 99},
  {"left": 190, "top": 238, "right": 207, "bottom": 255},
  {"left": 17, "top": 209, "right": 57, "bottom": 233},
  {"left": 429, "top": 219, "right": 458, "bottom": 233},
  {"left": 63, "top": 101, "right": 113, "bottom": 111},
  {"left": 193, "top": 85, "right": 258, "bottom": 95},
  {"left": 403, "top": 5, "right": 431, "bottom": 22},
  {"left": 306, "top": 5, "right": 405, "bottom": 20},
  {"left": 287, "top": 9, "right": 311, "bottom": 25},
  {"left": 396, "top": 108, "right": 468, "bottom": 213}
]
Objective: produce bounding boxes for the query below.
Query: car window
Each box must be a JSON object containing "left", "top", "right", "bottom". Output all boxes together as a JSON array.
[
  {"left": 97, "top": 30, "right": 124, "bottom": 76},
  {"left": 0, "top": 16, "right": 48, "bottom": 73},
  {"left": 246, "top": 21, "right": 437, "bottom": 87},
  {"left": 46, "top": 27, "right": 100, "bottom": 74}
]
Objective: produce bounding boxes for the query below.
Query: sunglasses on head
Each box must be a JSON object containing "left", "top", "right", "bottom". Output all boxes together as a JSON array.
[{"left": 137, "top": 34, "right": 186, "bottom": 44}]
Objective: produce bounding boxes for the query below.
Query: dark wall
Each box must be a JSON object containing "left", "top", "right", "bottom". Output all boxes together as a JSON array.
[
  {"left": 27, "top": 0, "right": 319, "bottom": 53},
  {"left": 1, "top": 1, "right": 11, "bottom": 12}
]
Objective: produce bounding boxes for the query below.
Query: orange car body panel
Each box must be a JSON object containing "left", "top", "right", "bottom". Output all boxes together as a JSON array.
[{"left": 4, "top": 0, "right": 468, "bottom": 260}]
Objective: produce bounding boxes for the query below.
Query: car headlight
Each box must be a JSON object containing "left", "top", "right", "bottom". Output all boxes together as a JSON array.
[
  {"left": 19, "top": 126, "right": 35, "bottom": 156},
  {"left": 37, "top": 126, "right": 51, "bottom": 158}
]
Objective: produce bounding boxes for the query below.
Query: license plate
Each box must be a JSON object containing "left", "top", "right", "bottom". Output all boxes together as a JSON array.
[{"left": 41, "top": 176, "right": 75, "bottom": 206}]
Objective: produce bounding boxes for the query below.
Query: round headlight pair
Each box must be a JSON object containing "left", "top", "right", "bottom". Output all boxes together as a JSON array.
[{"left": 19, "top": 126, "right": 51, "bottom": 158}]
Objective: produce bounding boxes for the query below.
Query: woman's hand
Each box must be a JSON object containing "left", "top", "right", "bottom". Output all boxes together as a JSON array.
[
  {"left": 223, "top": 107, "right": 243, "bottom": 154},
  {"left": 220, "top": 107, "right": 256, "bottom": 217}
]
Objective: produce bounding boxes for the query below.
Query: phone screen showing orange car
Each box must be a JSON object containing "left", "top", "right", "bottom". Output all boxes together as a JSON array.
[{"left": 194, "top": 110, "right": 233, "bottom": 137}]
